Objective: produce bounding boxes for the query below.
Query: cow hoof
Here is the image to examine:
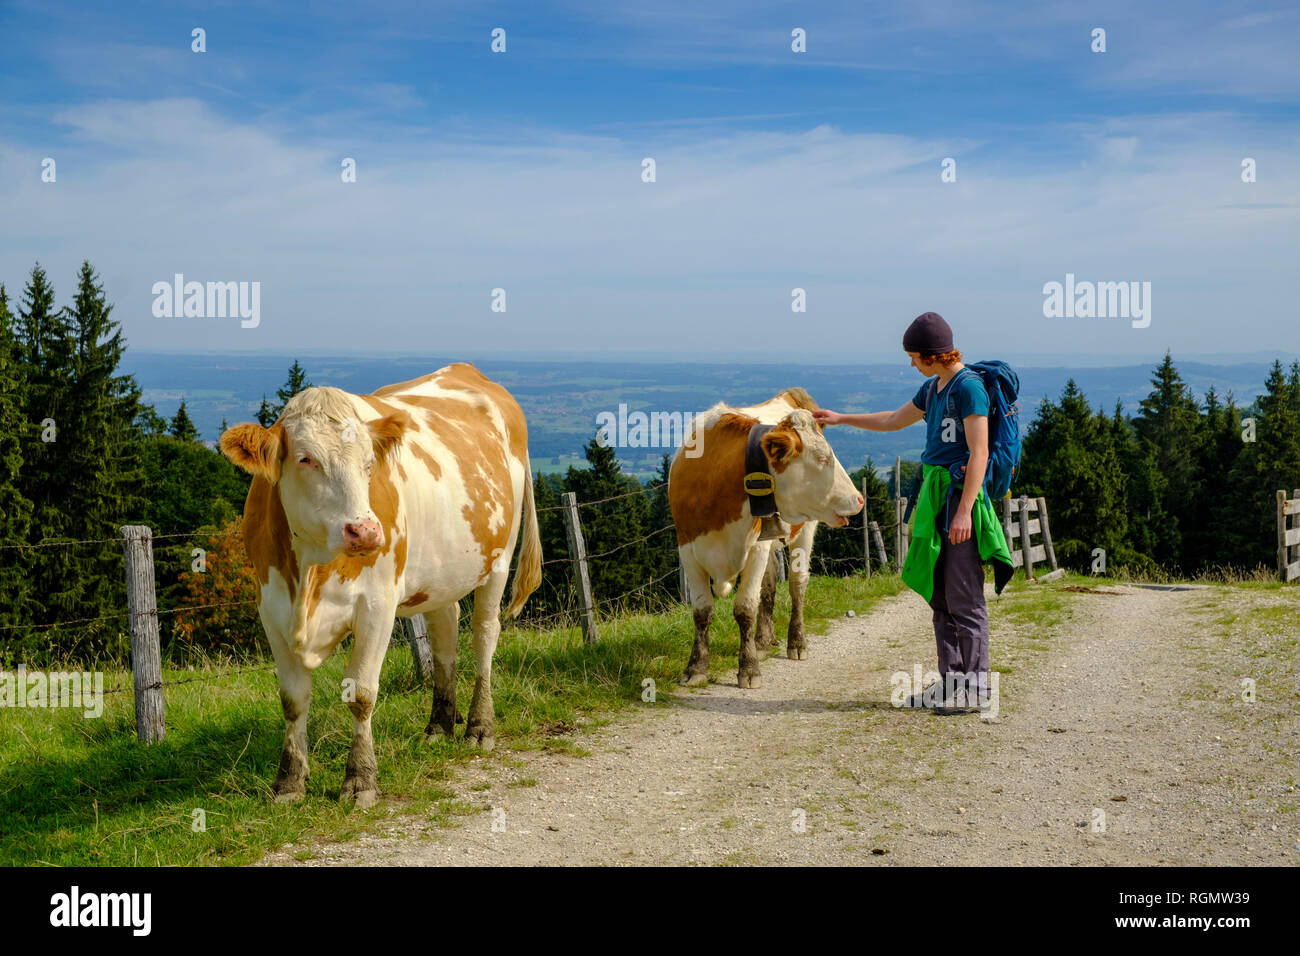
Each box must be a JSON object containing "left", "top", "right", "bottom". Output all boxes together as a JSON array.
[
  {"left": 465, "top": 727, "right": 496, "bottom": 752},
  {"left": 273, "top": 789, "right": 305, "bottom": 804},
  {"left": 424, "top": 721, "right": 453, "bottom": 739},
  {"left": 681, "top": 671, "right": 709, "bottom": 687},
  {"left": 340, "top": 779, "right": 380, "bottom": 808},
  {"left": 737, "top": 671, "right": 762, "bottom": 690},
  {"left": 787, "top": 646, "right": 807, "bottom": 661}
]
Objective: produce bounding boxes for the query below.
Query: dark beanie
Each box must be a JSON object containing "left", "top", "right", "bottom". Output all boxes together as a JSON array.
[{"left": 902, "top": 311, "right": 954, "bottom": 355}]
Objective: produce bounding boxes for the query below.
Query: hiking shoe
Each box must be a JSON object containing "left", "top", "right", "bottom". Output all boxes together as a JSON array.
[
  {"left": 932, "top": 698, "right": 972, "bottom": 715},
  {"left": 903, "top": 684, "right": 941, "bottom": 709}
]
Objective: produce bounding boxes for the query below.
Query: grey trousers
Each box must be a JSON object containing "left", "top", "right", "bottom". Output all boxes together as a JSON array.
[{"left": 929, "top": 517, "right": 990, "bottom": 700}]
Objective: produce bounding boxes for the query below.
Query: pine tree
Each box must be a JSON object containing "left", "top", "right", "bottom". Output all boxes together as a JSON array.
[
  {"left": 1254, "top": 361, "right": 1300, "bottom": 569},
  {"left": 169, "top": 400, "right": 200, "bottom": 441},
  {"left": 14, "top": 263, "right": 84, "bottom": 625},
  {"left": 1109, "top": 400, "right": 1165, "bottom": 574},
  {"left": 0, "top": 285, "right": 34, "bottom": 630},
  {"left": 565, "top": 434, "right": 652, "bottom": 604},
  {"left": 1018, "top": 382, "right": 1126, "bottom": 568},
  {"left": 646, "top": 453, "right": 678, "bottom": 596},
  {"left": 1132, "top": 353, "right": 1200, "bottom": 569},
  {"left": 255, "top": 395, "right": 277, "bottom": 427},
  {"left": 268, "top": 360, "right": 312, "bottom": 420}
]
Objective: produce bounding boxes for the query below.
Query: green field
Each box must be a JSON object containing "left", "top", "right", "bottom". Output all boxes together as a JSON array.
[{"left": 0, "top": 573, "right": 906, "bottom": 866}]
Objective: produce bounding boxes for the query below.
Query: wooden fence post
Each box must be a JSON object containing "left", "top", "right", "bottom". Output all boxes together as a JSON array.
[
  {"left": 1002, "top": 497, "right": 1014, "bottom": 554},
  {"left": 561, "top": 492, "right": 598, "bottom": 644},
  {"left": 869, "top": 521, "right": 888, "bottom": 567},
  {"left": 861, "top": 476, "right": 871, "bottom": 577},
  {"left": 1036, "top": 496, "right": 1058, "bottom": 571},
  {"left": 404, "top": 616, "right": 434, "bottom": 683},
  {"left": 1279, "top": 490, "right": 1300, "bottom": 583},
  {"left": 1017, "top": 496, "right": 1035, "bottom": 581},
  {"left": 121, "top": 525, "right": 165, "bottom": 744}
]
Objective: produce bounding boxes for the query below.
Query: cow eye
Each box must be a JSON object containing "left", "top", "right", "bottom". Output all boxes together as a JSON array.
[{"left": 298, "top": 455, "right": 313, "bottom": 466}]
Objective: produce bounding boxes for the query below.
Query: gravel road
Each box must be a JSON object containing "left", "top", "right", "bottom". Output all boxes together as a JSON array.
[{"left": 260, "top": 582, "right": 1299, "bottom": 866}]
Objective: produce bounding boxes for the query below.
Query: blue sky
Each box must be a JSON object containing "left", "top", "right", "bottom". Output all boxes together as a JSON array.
[{"left": 1, "top": 0, "right": 1297, "bottom": 362}]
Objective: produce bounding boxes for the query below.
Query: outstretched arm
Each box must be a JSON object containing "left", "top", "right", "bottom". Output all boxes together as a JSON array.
[{"left": 813, "top": 401, "right": 924, "bottom": 432}]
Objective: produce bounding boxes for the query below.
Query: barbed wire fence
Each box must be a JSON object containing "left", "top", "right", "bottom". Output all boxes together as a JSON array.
[{"left": 0, "top": 473, "right": 926, "bottom": 743}]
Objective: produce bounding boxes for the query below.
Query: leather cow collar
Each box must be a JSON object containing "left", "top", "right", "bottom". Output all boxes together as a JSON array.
[{"left": 744, "top": 423, "right": 779, "bottom": 519}]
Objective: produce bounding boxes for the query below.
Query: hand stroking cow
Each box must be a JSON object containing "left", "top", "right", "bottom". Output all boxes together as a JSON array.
[
  {"left": 668, "top": 389, "right": 863, "bottom": 689},
  {"left": 219, "top": 363, "right": 541, "bottom": 808}
]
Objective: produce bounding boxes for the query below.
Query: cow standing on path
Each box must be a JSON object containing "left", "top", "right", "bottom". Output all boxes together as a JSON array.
[
  {"left": 220, "top": 363, "right": 541, "bottom": 807},
  {"left": 669, "top": 389, "right": 863, "bottom": 689}
]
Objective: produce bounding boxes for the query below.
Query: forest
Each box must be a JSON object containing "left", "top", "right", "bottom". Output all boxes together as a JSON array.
[{"left": 2, "top": 261, "right": 1298, "bottom": 665}]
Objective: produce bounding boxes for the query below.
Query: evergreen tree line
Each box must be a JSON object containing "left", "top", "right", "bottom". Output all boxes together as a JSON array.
[
  {"left": 1013, "top": 354, "right": 1300, "bottom": 576},
  {"left": 812, "top": 353, "right": 1300, "bottom": 578},
  {"left": 0, "top": 262, "right": 301, "bottom": 663},
  {"left": 2, "top": 260, "right": 1296, "bottom": 664}
]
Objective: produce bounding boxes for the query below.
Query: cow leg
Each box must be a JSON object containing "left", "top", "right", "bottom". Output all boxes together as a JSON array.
[
  {"left": 339, "top": 610, "right": 393, "bottom": 809},
  {"left": 786, "top": 522, "right": 817, "bottom": 660},
  {"left": 465, "top": 575, "right": 507, "bottom": 752},
  {"left": 735, "top": 541, "right": 774, "bottom": 689},
  {"left": 755, "top": 546, "right": 779, "bottom": 654},
  {"left": 268, "top": 629, "right": 311, "bottom": 803},
  {"left": 681, "top": 549, "right": 713, "bottom": 686},
  {"left": 423, "top": 601, "right": 461, "bottom": 738}
]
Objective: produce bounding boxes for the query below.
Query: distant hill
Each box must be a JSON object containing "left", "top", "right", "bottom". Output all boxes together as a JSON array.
[{"left": 121, "top": 353, "right": 1285, "bottom": 479}]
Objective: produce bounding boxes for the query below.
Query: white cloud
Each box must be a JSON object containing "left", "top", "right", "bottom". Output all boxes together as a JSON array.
[{"left": 0, "top": 98, "right": 1296, "bottom": 361}]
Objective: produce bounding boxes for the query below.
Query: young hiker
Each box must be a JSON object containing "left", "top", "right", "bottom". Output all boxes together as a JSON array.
[{"left": 813, "top": 312, "right": 1013, "bottom": 714}]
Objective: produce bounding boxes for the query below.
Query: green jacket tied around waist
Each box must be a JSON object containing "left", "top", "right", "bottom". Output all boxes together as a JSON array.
[{"left": 901, "top": 464, "right": 1015, "bottom": 604}]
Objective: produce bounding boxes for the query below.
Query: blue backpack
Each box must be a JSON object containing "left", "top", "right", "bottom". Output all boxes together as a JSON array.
[
  {"left": 942, "top": 361, "right": 1021, "bottom": 500},
  {"left": 925, "top": 361, "right": 1024, "bottom": 502}
]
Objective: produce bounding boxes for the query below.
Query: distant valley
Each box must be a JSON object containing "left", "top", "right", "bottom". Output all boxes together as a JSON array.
[{"left": 122, "top": 353, "right": 1286, "bottom": 479}]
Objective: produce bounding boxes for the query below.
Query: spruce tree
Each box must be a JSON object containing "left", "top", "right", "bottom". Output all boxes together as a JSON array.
[
  {"left": 1018, "top": 382, "right": 1126, "bottom": 568},
  {"left": 1254, "top": 361, "right": 1300, "bottom": 568},
  {"left": 1132, "top": 353, "right": 1200, "bottom": 569},
  {"left": 565, "top": 434, "right": 652, "bottom": 604},
  {"left": 169, "top": 399, "right": 200, "bottom": 441},
  {"left": 255, "top": 394, "right": 277, "bottom": 427},
  {"left": 14, "top": 263, "right": 85, "bottom": 626},
  {"left": 0, "top": 285, "right": 34, "bottom": 630},
  {"left": 269, "top": 360, "right": 312, "bottom": 420}
]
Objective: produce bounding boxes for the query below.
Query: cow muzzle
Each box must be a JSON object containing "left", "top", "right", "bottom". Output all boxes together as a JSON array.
[
  {"left": 342, "top": 519, "right": 384, "bottom": 555},
  {"left": 824, "top": 494, "right": 865, "bottom": 528}
]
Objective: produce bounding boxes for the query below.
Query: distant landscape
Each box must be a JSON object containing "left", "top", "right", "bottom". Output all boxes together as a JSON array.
[{"left": 123, "top": 351, "right": 1286, "bottom": 478}]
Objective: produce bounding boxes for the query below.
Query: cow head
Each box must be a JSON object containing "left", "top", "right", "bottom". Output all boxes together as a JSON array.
[
  {"left": 760, "top": 409, "right": 863, "bottom": 527},
  {"left": 220, "top": 388, "right": 412, "bottom": 562}
]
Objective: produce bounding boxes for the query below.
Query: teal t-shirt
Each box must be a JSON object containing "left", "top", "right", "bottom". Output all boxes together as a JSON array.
[{"left": 910, "top": 368, "right": 989, "bottom": 467}]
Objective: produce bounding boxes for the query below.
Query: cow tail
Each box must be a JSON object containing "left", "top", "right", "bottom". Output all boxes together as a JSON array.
[{"left": 505, "top": 454, "right": 542, "bottom": 619}]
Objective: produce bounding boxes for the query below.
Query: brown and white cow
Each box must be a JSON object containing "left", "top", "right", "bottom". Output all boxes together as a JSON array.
[
  {"left": 219, "top": 363, "right": 541, "bottom": 807},
  {"left": 669, "top": 388, "right": 862, "bottom": 689}
]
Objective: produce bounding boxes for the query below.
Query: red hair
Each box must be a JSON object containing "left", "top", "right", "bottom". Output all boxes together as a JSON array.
[{"left": 926, "top": 348, "right": 962, "bottom": 368}]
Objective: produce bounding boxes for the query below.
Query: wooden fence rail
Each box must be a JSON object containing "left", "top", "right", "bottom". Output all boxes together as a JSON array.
[
  {"left": 1279, "top": 489, "right": 1300, "bottom": 583},
  {"left": 1001, "top": 496, "right": 1061, "bottom": 582}
]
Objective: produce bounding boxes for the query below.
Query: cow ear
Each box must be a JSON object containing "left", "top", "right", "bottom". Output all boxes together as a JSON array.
[
  {"left": 761, "top": 426, "right": 802, "bottom": 472},
  {"left": 220, "top": 423, "right": 285, "bottom": 480},
  {"left": 369, "top": 410, "right": 412, "bottom": 459}
]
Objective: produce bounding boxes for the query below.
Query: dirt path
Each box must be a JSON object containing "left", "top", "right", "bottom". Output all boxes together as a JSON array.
[{"left": 261, "top": 583, "right": 1299, "bottom": 866}]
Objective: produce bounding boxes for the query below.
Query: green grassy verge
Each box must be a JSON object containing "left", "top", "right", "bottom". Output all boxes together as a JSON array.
[{"left": 0, "top": 571, "right": 905, "bottom": 867}]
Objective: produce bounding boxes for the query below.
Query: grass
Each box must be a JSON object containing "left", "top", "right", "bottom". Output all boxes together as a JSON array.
[{"left": 0, "top": 570, "right": 904, "bottom": 867}]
